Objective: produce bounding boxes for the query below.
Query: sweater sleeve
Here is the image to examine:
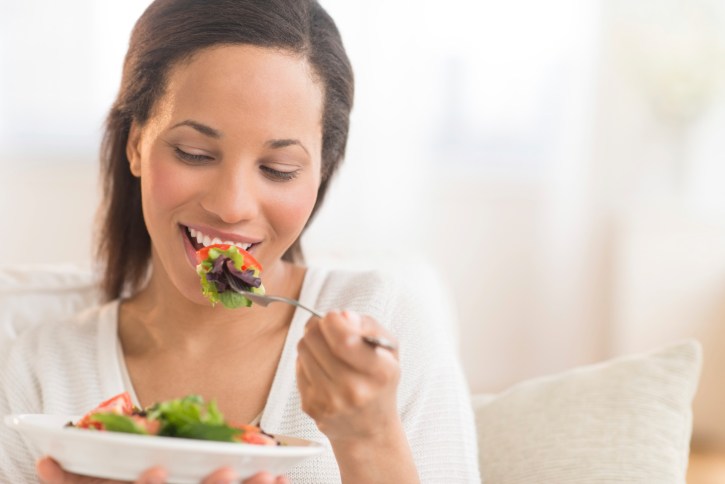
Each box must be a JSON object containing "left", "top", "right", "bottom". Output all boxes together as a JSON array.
[
  {"left": 0, "top": 331, "right": 44, "bottom": 483},
  {"left": 383, "top": 268, "right": 481, "bottom": 483},
  {"left": 0, "top": 304, "right": 113, "bottom": 483},
  {"left": 316, "top": 267, "right": 481, "bottom": 482}
]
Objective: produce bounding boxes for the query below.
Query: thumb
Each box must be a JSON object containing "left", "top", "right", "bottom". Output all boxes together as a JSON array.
[{"left": 36, "top": 457, "right": 68, "bottom": 483}]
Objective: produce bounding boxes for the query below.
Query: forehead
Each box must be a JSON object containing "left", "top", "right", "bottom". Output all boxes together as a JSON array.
[{"left": 152, "top": 44, "right": 324, "bottom": 141}]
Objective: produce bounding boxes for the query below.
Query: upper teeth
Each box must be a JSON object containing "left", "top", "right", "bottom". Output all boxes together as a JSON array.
[{"left": 188, "top": 227, "right": 253, "bottom": 251}]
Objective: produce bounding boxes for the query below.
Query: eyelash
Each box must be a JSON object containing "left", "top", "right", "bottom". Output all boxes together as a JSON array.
[
  {"left": 261, "top": 165, "right": 299, "bottom": 182},
  {"left": 174, "top": 147, "right": 213, "bottom": 164},
  {"left": 174, "top": 146, "right": 299, "bottom": 181}
]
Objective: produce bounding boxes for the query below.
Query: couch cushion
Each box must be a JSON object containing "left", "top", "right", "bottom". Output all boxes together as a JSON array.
[
  {"left": 473, "top": 340, "right": 702, "bottom": 484},
  {"left": 0, "top": 265, "right": 98, "bottom": 342}
]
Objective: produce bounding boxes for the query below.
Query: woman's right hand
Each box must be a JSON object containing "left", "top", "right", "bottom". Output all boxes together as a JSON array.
[{"left": 37, "top": 456, "right": 289, "bottom": 484}]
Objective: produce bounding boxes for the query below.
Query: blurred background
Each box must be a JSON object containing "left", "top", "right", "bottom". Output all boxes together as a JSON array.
[{"left": 2, "top": 0, "right": 725, "bottom": 464}]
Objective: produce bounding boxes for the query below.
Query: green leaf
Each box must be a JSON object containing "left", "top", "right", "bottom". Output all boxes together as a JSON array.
[
  {"left": 198, "top": 272, "right": 221, "bottom": 305},
  {"left": 205, "top": 400, "right": 225, "bottom": 425},
  {"left": 144, "top": 395, "right": 238, "bottom": 439},
  {"left": 90, "top": 413, "right": 148, "bottom": 435},
  {"left": 175, "top": 422, "right": 241, "bottom": 442},
  {"left": 219, "top": 290, "right": 252, "bottom": 309}
]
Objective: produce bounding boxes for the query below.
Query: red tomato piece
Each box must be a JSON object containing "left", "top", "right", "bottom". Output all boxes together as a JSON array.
[
  {"left": 94, "top": 392, "right": 134, "bottom": 415},
  {"left": 240, "top": 432, "right": 276, "bottom": 445},
  {"left": 232, "top": 424, "right": 277, "bottom": 446},
  {"left": 132, "top": 415, "right": 161, "bottom": 435},
  {"left": 75, "top": 392, "right": 134, "bottom": 429},
  {"left": 195, "top": 244, "right": 262, "bottom": 271}
]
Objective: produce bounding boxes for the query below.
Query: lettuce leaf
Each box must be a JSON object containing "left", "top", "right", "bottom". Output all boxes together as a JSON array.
[
  {"left": 90, "top": 413, "right": 149, "bottom": 435},
  {"left": 145, "top": 395, "right": 240, "bottom": 441},
  {"left": 196, "top": 245, "right": 265, "bottom": 308}
]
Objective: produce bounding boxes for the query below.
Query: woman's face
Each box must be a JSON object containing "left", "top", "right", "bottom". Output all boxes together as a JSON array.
[{"left": 126, "top": 45, "right": 324, "bottom": 303}]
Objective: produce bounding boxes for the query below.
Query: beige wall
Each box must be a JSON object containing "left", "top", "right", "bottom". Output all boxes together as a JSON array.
[
  {"left": 0, "top": 161, "right": 97, "bottom": 267},
  {"left": 611, "top": 214, "right": 725, "bottom": 448},
  {"left": 2, "top": 0, "right": 725, "bottom": 452}
]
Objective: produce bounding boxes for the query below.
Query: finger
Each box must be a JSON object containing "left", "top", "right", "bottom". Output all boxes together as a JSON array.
[
  {"left": 301, "top": 318, "right": 357, "bottom": 379},
  {"left": 296, "top": 357, "right": 310, "bottom": 390},
  {"left": 304, "top": 316, "right": 394, "bottom": 393},
  {"left": 295, "top": 357, "right": 314, "bottom": 404},
  {"left": 298, "top": 322, "right": 336, "bottom": 383},
  {"left": 358, "top": 314, "right": 399, "bottom": 357},
  {"left": 243, "top": 471, "right": 278, "bottom": 483},
  {"left": 135, "top": 466, "right": 167, "bottom": 484},
  {"left": 318, "top": 311, "right": 398, "bottom": 372},
  {"left": 36, "top": 456, "right": 114, "bottom": 484},
  {"left": 275, "top": 477, "right": 290, "bottom": 484},
  {"left": 305, "top": 313, "right": 322, "bottom": 326},
  {"left": 201, "top": 466, "right": 238, "bottom": 484},
  {"left": 297, "top": 336, "right": 335, "bottom": 387},
  {"left": 296, "top": 348, "right": 340, "bottom": 419},
  {"left": 36, "top": 457, "right": 67, "bottom": 484}
]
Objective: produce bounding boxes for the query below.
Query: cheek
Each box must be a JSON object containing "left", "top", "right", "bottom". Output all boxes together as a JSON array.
[
  {"left": 142, "top": 155, "right": 197, "bottom": 215},
  {"left": 268, "top": 182, "right": 318, "bottom": 236}
]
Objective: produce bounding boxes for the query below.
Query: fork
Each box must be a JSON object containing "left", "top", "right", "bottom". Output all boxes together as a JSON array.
[{"left": 226, "top": 277, "right": 397, "bottom": 352}]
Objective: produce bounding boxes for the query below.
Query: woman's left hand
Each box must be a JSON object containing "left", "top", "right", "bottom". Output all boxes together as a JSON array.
[
  {"left": 296, "top": 310, "right": 400, "bottom": 443},
  {"left": 36, "top": 456, "right": 288, "bottom": 484}
]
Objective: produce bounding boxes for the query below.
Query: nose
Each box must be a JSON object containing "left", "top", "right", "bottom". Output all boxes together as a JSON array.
[{"left": 200, "top": 164, "right": 260, "bottom": 224}]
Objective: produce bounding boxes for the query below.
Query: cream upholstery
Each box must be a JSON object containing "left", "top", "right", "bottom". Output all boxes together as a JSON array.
[
  {"left": 473, "top": 340, "right": 701, "bottom": 483},
  {"left": 0, "top": 266, "right": 703, "bottom": 483}
]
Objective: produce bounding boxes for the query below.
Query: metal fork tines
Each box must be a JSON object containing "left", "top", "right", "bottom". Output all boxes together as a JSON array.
[{"left": 226, "top": 278, "right": 397, "bottom": 352}]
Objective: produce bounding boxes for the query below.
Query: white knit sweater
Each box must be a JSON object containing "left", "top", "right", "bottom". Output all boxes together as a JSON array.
[{"left": 0, "top": 267, "right": 480, "bottom": 483}]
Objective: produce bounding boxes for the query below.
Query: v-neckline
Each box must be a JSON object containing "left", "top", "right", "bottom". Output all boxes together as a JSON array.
[{"left": 106, "top": 266, "right": 328, "bottom": 430}]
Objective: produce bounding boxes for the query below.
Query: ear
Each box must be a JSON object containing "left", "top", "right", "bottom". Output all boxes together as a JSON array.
[{"left": 126, "top": 121, "right": 143, "bottom": 177}]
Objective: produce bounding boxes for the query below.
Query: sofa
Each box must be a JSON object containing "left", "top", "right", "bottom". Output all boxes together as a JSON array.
[{"left": 0, "top": 265, "right": 702, "bottom": 483}]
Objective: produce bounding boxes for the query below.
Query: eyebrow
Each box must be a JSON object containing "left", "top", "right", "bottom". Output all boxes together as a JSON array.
[
  {"left": 170, "top": 120, "right": 222, "bottom": 139},
  {"left": 170, "top": 119, "right": 309, "bottom": 155},
  {"left": 265, "top": 138, "right": 309, "bottom": 155}
]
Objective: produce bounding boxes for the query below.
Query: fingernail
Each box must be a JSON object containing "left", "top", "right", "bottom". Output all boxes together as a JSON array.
[
  {"left": 209, "top": 467, "right": 239, "bottom": 484},
  {"left": 342, "top": 310, "right": 361, "bottom": 328},
  {"left": 211, "top": 479, "right": 233, "bottom": 484}
]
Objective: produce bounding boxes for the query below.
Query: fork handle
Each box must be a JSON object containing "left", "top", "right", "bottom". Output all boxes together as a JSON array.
[
  {"left": 252, "top": 294, "right": 397, "bottom": 352},
  {"left": 362, "top": 335, "right": 398, "bottom": 352},
  {"left": 290, "top": 302, "right": 324, "bottom": 319},
  {"left": 299, "top": 307, "right": 397, "bottom": 351}
]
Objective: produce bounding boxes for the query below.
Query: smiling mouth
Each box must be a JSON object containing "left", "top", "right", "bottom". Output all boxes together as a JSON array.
[{"left": 182, "top": 226, "right": 258, "bottom": 253}]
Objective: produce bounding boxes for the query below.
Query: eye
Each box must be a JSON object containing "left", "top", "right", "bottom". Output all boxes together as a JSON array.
[
  {"left": 174, "top": 147, "right": 214, "bottom": 165},
  {"left": 260, "top": 165, "right": 299, "bottom": 182}
]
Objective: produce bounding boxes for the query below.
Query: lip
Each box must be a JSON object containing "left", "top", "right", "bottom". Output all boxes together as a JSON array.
[
  {"left": 182, "top": 224, "right": 263, "bottom": 246},
  {"left": 181, "top": 227, "right": 200, "bottom": 269}
]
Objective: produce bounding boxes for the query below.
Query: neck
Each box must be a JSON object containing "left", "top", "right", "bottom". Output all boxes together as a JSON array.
[{"left": 118, "top": 259, "right": 304, "bottom": 357}]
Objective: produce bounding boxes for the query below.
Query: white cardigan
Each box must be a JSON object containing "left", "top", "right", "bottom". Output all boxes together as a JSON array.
[{"left": 0, "top": 267, "right": 480, "bottom": 483}]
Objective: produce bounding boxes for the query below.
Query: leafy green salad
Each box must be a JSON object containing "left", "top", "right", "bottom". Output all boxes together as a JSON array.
[
  {"left": 69, "top": 392, "right": 277, "bottom": 446},
  {"left": 195, "top": 244, "right": 265, "bottom": 309}
]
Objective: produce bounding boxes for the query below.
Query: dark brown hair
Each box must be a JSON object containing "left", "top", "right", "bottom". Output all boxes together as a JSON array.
[{"left": 96, "top": 0, "right": 354, "bottom": 301}]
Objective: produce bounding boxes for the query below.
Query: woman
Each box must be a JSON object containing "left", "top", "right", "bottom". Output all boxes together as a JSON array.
[{"left": 0, "top": 1, "right": 480, "bottom": 482}]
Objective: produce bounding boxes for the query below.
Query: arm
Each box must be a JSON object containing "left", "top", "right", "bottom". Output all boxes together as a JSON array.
[
  {"left": 329, "top": 421, "right": 418, "bottom": 484},
  {"left": 299, "top": 267, "right": 480, "bottom": 483},
  {"left": 296, "top": 310, "right": 420, "bottom": 484},
  {"left": 388, "top": 270, "right": 480, "bottom": 483}
]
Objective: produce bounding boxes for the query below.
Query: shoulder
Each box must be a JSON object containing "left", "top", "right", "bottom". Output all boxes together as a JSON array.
[
  {"left": 0, "top": 299, "right": 107, "bottom": 483},
  {"left": 306, "top": 264, "right": 457, "bottom": 340},
  {"left": 307, "top": 267, "right": 405, "bottom": 318},
  {"left": 6, "top": 301, "right": 110, "bottom": 353},
  {"left": 314, "top": 268, "right": 391, "bottom": 307},
  {"left": 1, "top": 301, "right": 110, "bottom": 370},
  {"left": 0, "top": 302, "right": 116, "bottom": 414},
  {"left": 0, "top": 264, "right": 99, "bottom": 342}
]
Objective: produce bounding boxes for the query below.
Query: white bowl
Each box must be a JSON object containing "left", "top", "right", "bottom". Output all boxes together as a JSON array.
[{"left": 5, "top": 414, "right": 324, "bottom": 483}]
